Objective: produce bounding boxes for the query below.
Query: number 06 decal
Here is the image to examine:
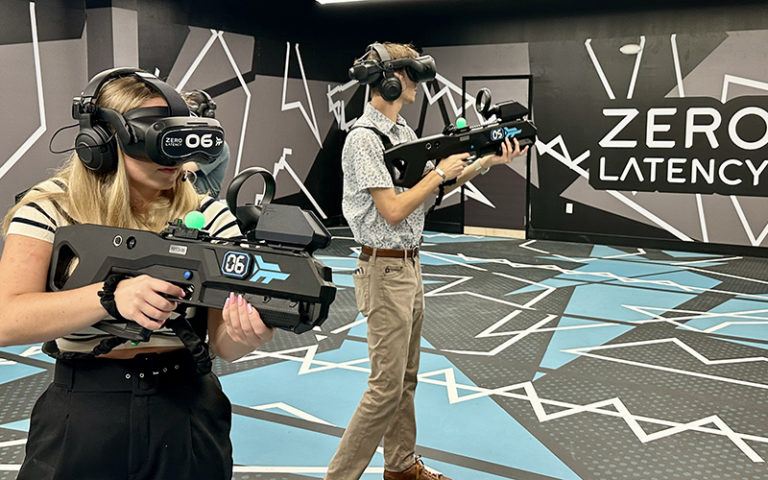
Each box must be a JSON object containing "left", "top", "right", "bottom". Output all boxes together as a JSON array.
[{"left": 221, "top": 251, "right": 251, "bottom": 279}]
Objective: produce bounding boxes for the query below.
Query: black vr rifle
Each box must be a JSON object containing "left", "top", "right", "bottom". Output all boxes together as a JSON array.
[
  {"left": 382, "top": 88, "right": 537, "bottom": 188},
  {"left": 48, "top": 168, "right": 336, "bottom": 342}
]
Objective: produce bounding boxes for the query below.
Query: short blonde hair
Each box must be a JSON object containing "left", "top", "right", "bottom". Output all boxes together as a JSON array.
[
  {"left": 364, "top": 42, "right": 419, "bottom": 63},
  {"left": 3, "top": 75, "right": 203, "bottom": 235}
]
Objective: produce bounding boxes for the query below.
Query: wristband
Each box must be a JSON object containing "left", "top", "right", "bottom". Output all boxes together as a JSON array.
[
  {"left": 97, "top": 273, "right": 128, "bottom": 321},
  {"left": 473, "top": 160, "right": 490, "bottom": 175},
  {"left": 433, "top": 167, "right": 447, "bottom": 182}
]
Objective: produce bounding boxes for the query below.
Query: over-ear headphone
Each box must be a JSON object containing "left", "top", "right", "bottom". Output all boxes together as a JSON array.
[
  {"left": 370, "top": 43, "right": 402, "bottom": 102},
  {"left": 348, "top": 43, "right": 438, "bottom": 102},
  {"left": 72, "top": 67, "right": 223, "bottom": 175},
  {"left": 184, "top": 89, "right": 217, "bottom": 118}
]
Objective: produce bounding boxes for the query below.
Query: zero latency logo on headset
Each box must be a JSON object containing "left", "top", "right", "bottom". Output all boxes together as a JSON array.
[
  {"left": 158, "top": 122, "right": 224, "bottom": 161},
  {"left": 590, "top": 95, "right": 768, "bottom": 196}
]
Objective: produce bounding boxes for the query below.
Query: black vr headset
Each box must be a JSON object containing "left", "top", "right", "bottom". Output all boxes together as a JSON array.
[
  {"left": 348, "top": 43, "right": 436, "bottom": 101},
  {"left": 72, "top": 67, "right": 224, "bottom": 174}
]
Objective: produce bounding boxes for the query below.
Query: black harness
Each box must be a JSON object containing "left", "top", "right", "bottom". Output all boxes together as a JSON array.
[
  {"left": 42, "top": 300, "right": 212, "bottom": 374},
  {"left": 350, "top": 125, "right": 451, "bottom": 207}
]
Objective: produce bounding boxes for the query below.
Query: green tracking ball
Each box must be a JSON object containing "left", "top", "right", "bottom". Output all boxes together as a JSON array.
[
  {"left": 455, "top": 117, "right": 467, "bottom": 129},
  {"left": 184, "top": 211, "right": 206, "bottom": 230}
]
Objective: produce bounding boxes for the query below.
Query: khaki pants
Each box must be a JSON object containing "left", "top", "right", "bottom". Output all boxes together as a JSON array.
[{"left": 325, "top": 254, "right": 424, "bottom": 480}]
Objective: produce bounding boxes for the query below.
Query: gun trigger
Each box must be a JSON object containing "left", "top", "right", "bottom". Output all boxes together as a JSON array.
[{"left": 161, "top": 292, "right": 184, "bottom": 303}]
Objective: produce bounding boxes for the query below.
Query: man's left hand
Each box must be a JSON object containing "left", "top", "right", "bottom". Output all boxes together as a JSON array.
[{"left": 480, "top": 137, "right": 529, "bottom": 169}]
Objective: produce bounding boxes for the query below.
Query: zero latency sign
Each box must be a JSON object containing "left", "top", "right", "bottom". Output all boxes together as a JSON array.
[{"left": 591, "top": 96, "right": 768, "bottom": 196}]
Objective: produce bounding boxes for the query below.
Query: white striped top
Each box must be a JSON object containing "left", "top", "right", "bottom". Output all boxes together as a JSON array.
[{"left": 7, "top": 179, "right": 242, "bottom": 353}]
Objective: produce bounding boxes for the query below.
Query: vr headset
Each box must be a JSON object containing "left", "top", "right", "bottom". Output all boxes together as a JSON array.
[
  {"left": 348, "top": 43, "right": 436, "bottom": 101},
  {"left": 72, "top": 68, "right": 224, "bottom": 174}
]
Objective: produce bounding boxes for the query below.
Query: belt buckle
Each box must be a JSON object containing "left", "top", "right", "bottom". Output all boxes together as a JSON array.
[{"left": 131, "top": 354, "right": 162, "bottom": 394}]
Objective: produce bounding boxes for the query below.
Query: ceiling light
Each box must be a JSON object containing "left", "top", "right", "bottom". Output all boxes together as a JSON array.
[
  {"left": 619, "top": 44, "right": 642, "bottom": 55},
  {"left": 316, "top": 0, "right": 375, "bottom": 4}
]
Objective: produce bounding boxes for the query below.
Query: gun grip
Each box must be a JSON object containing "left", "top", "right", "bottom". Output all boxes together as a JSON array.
[{"left": 94, "top": 320, "right": 152, "bottom": 342}]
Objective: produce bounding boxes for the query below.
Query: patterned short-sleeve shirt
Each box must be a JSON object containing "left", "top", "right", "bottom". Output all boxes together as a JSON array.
[{"left": 341, "top": 102, "right": 433, "bottom": 249}]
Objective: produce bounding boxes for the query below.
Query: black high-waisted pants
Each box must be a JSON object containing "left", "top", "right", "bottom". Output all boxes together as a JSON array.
[{"left": 17, "top": 349, "right": 233, "bottom": 480}]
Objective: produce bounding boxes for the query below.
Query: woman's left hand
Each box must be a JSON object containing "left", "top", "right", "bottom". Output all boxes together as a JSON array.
[
  {"left": 221, "top": 292, "right": 274, "bottom": 348},
  {"left": 481, "top": 137, "right": 529, "bottom": 168}
]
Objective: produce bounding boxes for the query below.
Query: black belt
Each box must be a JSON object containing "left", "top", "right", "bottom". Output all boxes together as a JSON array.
[
  {"left": 53, "top": 349, "right": 199, "bottom": 394},
  {"left": 360, "top": 244, "right": 419, "bottom": 260}
]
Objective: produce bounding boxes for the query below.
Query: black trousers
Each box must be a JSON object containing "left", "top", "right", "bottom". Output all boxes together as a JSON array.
[{"left": 17, "top": 349, "right": 233, "bottom": 480}]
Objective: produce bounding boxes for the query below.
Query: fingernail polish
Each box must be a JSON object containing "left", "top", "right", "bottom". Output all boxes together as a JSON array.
[
  {"left": 238, "top": 294, "right": 244, "bottom": 305},
  {"left": 224, "top": 297, "right": 230, "bottom": 308},
  {"left": 247, "top": 303, "right": 253, "bottom": 313}
]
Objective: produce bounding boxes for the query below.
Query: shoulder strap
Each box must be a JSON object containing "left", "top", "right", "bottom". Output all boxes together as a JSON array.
[{"left": 349, "top": 125, "right": 393, "bottom": 150}]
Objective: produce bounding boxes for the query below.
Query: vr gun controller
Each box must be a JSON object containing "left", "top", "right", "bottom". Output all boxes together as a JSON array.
[
  {"left": 383, "top": 88, "right": 537, "bottom": 188},
  {"left": 48, "top": 169, "right": 336, "bottom": 341}
]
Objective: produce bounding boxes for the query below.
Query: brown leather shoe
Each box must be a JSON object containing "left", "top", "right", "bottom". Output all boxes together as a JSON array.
[{"left": 382, "top": 457, "right": 452, "bottom": 480}]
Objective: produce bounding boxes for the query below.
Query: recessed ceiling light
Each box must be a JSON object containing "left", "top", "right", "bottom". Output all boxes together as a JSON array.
[
  {"left": 619, "top": 44, "right": 642, "bottom": 55},
  {"left": 316, "top": 0, "right": 374, "bottom": 4}
]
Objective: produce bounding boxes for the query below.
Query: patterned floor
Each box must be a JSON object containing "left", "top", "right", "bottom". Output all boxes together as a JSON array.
[{"left": 1, "top": 229, "right": 767, "bottom": 479}]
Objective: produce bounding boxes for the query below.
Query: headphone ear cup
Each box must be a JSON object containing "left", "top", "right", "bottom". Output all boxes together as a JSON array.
[
  {"left": 379, "top": 72, "right": 402, "bottom": 102},
  {"left": 75, "top": 124, "right": 117, "bottom": 174}
]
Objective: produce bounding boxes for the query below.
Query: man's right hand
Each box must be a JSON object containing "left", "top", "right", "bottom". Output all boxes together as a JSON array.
[{"left": 436, "top": 152, "right": 470, "bottom": 181}]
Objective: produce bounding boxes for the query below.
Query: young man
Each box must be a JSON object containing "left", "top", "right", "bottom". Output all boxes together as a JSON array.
[{"left": 326, "top": 42, "right": 529, "bottom": 480}]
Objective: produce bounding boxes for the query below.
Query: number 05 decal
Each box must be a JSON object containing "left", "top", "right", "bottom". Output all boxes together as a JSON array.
[{"left": 221, "top": 251, "right": 251, "bottom": 279}]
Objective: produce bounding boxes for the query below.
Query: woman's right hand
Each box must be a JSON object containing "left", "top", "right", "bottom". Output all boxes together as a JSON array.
[{"left": 112, "top": 275, "right": 186, "bottom": 330}]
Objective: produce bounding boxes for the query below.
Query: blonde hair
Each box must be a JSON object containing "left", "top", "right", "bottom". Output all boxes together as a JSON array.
[
  {"left": 364, "top": 42, "right": 419, "bottom": 63},
  {"left": 2, "top": 75, "right": 203, "bottom": 235}
]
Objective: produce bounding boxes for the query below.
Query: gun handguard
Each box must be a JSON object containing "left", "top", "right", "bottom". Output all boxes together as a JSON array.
[
  {"left": 48, "top": 223, "right": 336, "bottom": 340},
  {"left": 383, "top": 103, "right": 537, "bottom": 188}
]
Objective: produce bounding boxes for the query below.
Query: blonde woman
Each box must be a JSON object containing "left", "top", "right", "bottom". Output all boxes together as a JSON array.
[{"left": 0, "top": 69, "right": 272, "bottom": 480}]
